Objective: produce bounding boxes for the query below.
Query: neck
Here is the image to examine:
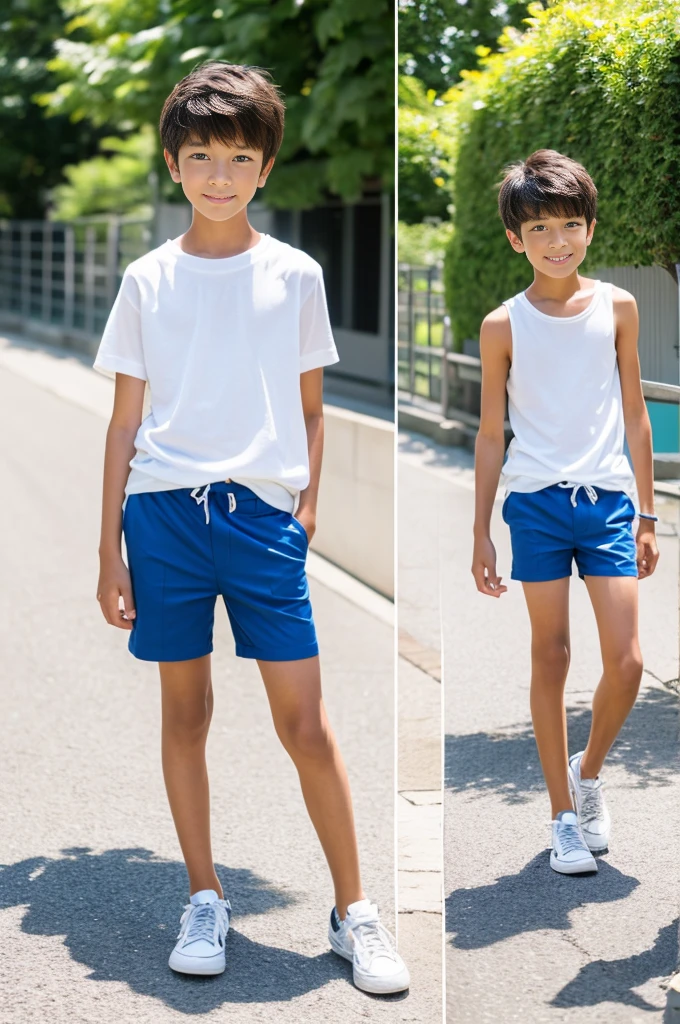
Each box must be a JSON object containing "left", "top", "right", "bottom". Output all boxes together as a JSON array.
[
  {"left": 527, "top": 269, "right": 585, "bottom": 302},
  {"left": 179, "top": 208, "right": 261, "bottom": 259}
]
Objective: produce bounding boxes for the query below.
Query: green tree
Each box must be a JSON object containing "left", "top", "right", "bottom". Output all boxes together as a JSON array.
[
  {"left": 398, "top": 74, "right": 457, "bottom": 224},
  {"left": 37, "top": 0, "right": 394, "bottom": 210},
  {"left": 50, "top": 126, "right": 155, "bottom": 219},
  {"left": 398, "top": 0, "right": 540, "bottom": 93},
  {"left": 0, "top": 0, "right": 112, "bottom": 218}
]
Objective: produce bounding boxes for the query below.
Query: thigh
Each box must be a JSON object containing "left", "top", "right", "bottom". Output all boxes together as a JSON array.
[
  {"left": 583, "top": 575, "right": 639, "bottom": 662},
  {"left": 159, "top": 655, "right": 213, "bottom": 725},
  {"left": 258, "top": 656, "right": 323, "bottom": 727},
  {"left": 521, "top": 576, "right": 571, "bottom": 649},
  {"left": 123, "top": 490, "right": 218, "bottom": 662}
]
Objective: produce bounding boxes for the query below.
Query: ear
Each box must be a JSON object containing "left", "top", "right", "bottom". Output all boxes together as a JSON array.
[
  {"left": 257, "top": 156, "right": 276, "bottom": 188},
  {"left": 586, "top": 218, "right": 597, "bottom": 246},
  {"left": 163, "top": 148, "right": 181, "bottom": 183},
  {"left": 506, "top": 227, "right": 524, "bottom": 253}
]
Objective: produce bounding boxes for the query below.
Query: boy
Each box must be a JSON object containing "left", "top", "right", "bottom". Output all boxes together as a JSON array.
[
  {"left": 93, "top": 61, "right": 408, "bottom": 994},
  {"left": 472, "top": 149, "right": 659, "bottom": 875}
]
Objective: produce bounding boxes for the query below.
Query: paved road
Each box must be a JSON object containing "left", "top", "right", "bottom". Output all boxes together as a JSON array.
[
  {"left": 399, "top": 430, "right": 680, "bottom": 1023},
  {"left": 0, "top": 360, "right": 429, "bottom": 1024}
]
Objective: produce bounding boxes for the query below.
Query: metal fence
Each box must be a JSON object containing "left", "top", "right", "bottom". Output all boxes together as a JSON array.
[
  {"left": 0, "top": 216, "right": 152, "bottom": 341},
  {"left": 397, "top": 262, "right": 449, "bottom": 404}
]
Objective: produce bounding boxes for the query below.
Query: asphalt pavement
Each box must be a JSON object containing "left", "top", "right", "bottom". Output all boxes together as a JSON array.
[
  {"left": 399, "top": 429, "right": 680, "bottom": 1023},
  {"left": 0, "top": 351, "right": 430, "bottom": 1024}
]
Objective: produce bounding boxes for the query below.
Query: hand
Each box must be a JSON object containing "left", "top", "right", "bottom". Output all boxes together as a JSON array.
[
  {"left": 472, "top": 535, "right": 508, "bottom": 598},
  {"left": 636, "top": 520, "right": 659, "bottom": 579},
  {"left": 294, "top": 508, "right": 316, "bottom": 543},
  {"left": 97, "top": 554, "right": 136, "bottom": 630}
]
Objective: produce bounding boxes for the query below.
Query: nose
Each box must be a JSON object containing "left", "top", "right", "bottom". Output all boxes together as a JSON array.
[{"left": 209, "top": 162, "right": 233, "bottom": 186}]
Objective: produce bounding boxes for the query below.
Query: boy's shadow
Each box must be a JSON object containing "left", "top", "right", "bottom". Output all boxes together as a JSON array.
[
  {"left": 0, "top": 847, "right": 355, "bottom": 1010},
  {"left": 446, "top": 852, "right": 639, "bottom": 950}
]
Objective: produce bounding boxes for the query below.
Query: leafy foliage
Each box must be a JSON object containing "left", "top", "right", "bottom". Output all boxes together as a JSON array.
[
  {"left": 0, "top": 0, "right": 112, "bottom": 218},
  {"left": 50, "top": 125, "right": 155, "bottom": 218},
  {"left": 398, "top": 218, "right": 454, "bottom": 264},
  {"left": 37, "top": 0, "right": 394, "bottom": 209},
  {"left": 443, "top": 0, "right": 680, "bottom": 348},
  {"left": 398, "top": 0, "right": 540, "bottom": 93},
  {"left": 398, "top": 74, "right": 458, "bottom": 223}
]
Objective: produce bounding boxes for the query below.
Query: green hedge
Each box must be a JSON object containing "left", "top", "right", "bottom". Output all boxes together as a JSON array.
[{"left": 443, "top": 0, "right": 680, "bottom": 348}]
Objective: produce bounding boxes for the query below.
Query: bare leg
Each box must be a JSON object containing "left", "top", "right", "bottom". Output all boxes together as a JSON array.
[
  {"left": 258, "top": 656, "right": 364, "bottom": 920},
  {"left": 522, "top": 577, "right": 573, "bottom": 818},
  {"left": 159, "top": 655, "right": 223, "bottom": 898},
  {"left": 580, "top": 575, "right": 642, "bottom": 779}
]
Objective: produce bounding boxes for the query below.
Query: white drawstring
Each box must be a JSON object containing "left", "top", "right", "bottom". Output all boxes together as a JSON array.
[
  {"left": 189, "top": 484, "right": 237, "bottom": 524},
  {"left": 558, "top": 481, "right": 598, "bottom": 507},
  {"left": 190, "top": 483, "right": 211, "bottom": 524}
]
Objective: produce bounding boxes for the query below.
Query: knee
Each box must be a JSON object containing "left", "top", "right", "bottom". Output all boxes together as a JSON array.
[
  {"left": 606, "top": 649, "right": 643, "bottom": 697},
  {"left": 531, "top": 638, "right": 570, "bottom": 680},
  {"left": 163, "top": 699, "right": 212, "bottom": 742},
  {"left": 278, "top": 713, "right": 334, "bottom": 763}
]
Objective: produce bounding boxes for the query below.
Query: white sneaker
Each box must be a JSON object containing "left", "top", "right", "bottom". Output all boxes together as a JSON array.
[
  {"left": 569, "top": 750, "right": 611, "bottom": 852},
  {"left": 168, "top": 888, "right": 231, "bottom": 975},
  {"left": 328, "top": 898, "right": 410, "bottom": 995},
  {"left": 550, "top": 810, "right": 598, "bottom": 874}
]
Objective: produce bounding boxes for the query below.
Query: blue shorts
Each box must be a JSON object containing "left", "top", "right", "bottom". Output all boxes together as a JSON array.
[
  {"left": 501, "top": 483, "right": 638, "bottom": 582},
  {"left": 122, "top": 481, "right": 318, "bottom": 663}
]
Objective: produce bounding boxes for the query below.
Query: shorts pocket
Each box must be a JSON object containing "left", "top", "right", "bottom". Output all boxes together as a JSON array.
[
  {"left": 289, "top": 513, "right": 310, "bottom": 548},
  {"left": 501, "top": 493, "right": 512, "bottom": 523}
]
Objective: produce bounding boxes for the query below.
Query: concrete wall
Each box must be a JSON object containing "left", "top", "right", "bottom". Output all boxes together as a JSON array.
[{"left": 314, "top": 404, "right": 394, "bottom": 599}]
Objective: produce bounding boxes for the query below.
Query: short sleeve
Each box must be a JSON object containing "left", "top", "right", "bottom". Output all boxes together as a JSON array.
[
  {"left": 299, "top": 266, "right": 339, "bottom": 373},
  {"left": 93, "top": 268, "right": 147, "bottom": 381}
]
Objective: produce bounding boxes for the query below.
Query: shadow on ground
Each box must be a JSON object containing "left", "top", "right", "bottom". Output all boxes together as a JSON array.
[
  {"left": 447, "top": 853, "right": 639, "bottom": 951},
  {"left": 551, "top": 919, "right": 679, "bottom": 1013},
  {"left": 0, "top": 846, "right": 377, "bottom": 1011},
  {"left": 445, "top": 686, "right": 679, "bottom": 805}
]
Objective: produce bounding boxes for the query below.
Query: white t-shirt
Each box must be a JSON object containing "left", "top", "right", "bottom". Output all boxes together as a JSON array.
[{"left": 93, "top": 233, "right": 339, "bottom": 512}]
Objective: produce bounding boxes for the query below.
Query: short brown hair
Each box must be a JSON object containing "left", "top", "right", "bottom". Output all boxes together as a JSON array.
[
  {"left": 497, "top": 149, "right": 598, "bottom": 236},
  {"left": 160, "top": 61, "right": 285, "bottom": 169}
]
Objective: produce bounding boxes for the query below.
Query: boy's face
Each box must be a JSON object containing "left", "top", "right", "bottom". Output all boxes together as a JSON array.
[
  {"left": 506, "top": 212, "right": 596, "bottom": 276},
  {"left": 164, "top": 136, "right": 274, "bottom": 222}
]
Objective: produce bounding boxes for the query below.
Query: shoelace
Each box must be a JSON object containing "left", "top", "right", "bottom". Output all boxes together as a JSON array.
[
  {"left": 176, "top": 899, "right": 230, "bottom": 949},
  {"left": 580, "top": 780, "right": 604, "bottom": 825},
  {"left": 553, "top": 819, "right": 589, "bottom": 855},
  {"left": 191, "top": 483, "right": 211, "bottom": 524},
  {"left": 558, "top": 481, "right": 598, "bottom": 507},
  {"left": 348, "top": 909, "right": 400, "bottom": 966}
]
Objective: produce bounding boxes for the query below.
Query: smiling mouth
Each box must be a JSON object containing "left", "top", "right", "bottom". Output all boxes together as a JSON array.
[
  {"left": 545, "top": 253, "right": 572, "bottom": 263},
  {"left": 204, "top": 194, "right": 235, "bottom": 201}
]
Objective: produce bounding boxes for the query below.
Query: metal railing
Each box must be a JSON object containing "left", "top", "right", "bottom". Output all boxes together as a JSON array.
[
  {"left": 0, "top": 216, "right": 152, "bottom": 342},
  {"left": 397, "top": 262, "right": 449, "bottom": 403}
]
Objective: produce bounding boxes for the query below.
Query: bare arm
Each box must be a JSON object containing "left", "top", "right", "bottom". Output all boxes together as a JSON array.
[
  {"left": 614, "top": 286, "right": 659, "bottom": 579},
  {"left": 96, "top": 373, "right": 146, "bottom": 627},
  {"left": 471, "top": 306, "right": 512, "bottom": 597},
  {"left": 296, "top": 367, "right": 325, "bottom": 542}
]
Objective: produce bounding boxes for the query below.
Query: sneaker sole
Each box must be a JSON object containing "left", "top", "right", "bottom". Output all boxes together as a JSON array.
[
  {"left": 328, "top": 930, "right": 410, "bottom": 995},
  {"left": 550, "top": 851, "right": 598, "bottom": 875},
  {"left": 168, "top": 949, "right": 226, "bottom": 975}
]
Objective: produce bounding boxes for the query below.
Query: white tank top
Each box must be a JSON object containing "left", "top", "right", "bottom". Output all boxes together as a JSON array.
[{"left": 500, "top": 279, "right": 637, "bottom": 505}]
